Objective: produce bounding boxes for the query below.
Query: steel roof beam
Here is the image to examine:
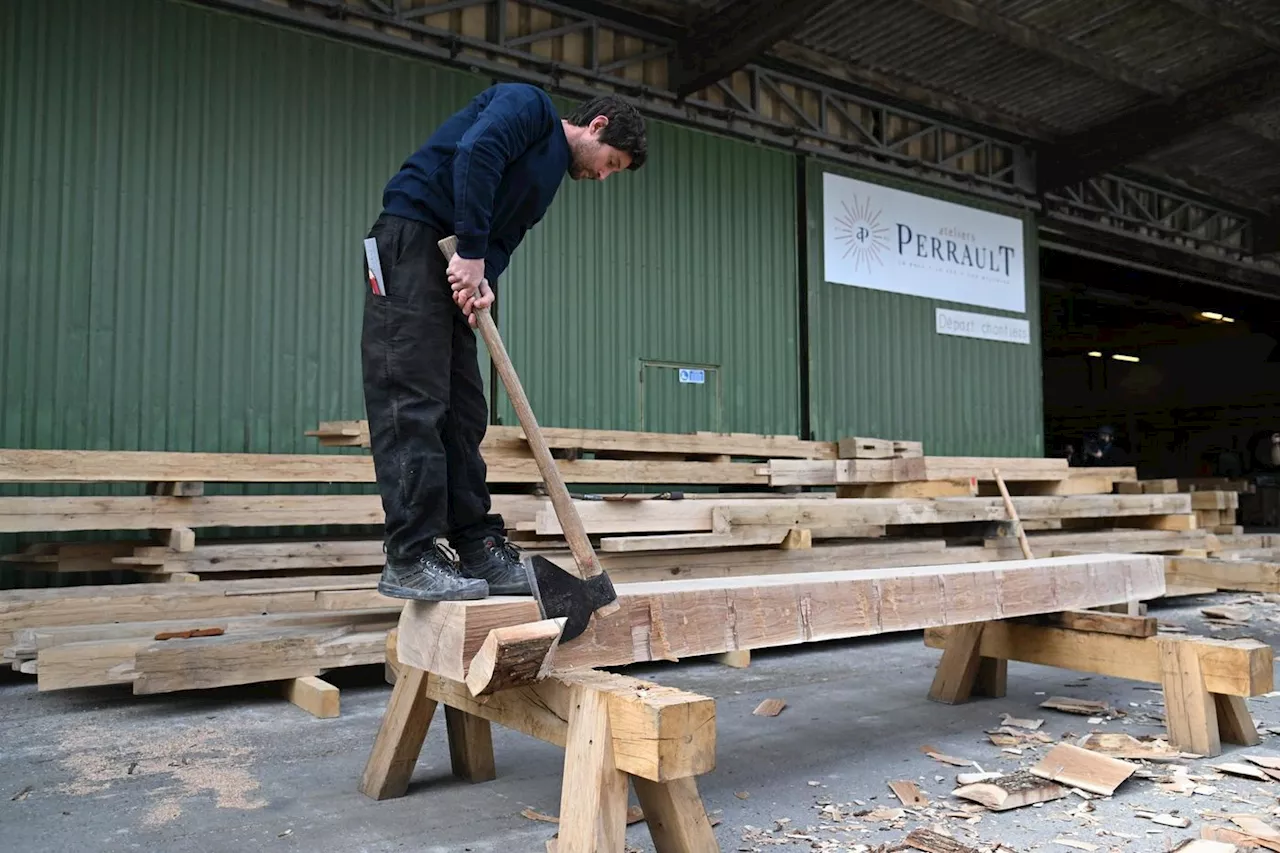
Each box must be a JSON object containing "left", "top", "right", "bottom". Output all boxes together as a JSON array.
[
  {"left": 1163, "top": 0, "right": 1280, "bottom": 53},
  {"left": 909, "top": 0, "right": 1178, "bottom": 97},
  {"left": 1036, "top": 58, "right": 1280, "bottom": 195},
  {"left": 669, "top": 0, "right": 837, "bottom": 98}
]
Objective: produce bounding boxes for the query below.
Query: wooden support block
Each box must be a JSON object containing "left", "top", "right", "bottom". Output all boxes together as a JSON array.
[
  {"left": 464, "top": 618, "right": 566, "bottom": 696},
  {"left": 713, "top": 650, "right": 751, "bottom": 669},
  {"left": 444, "top": 706, "right": 497, "bottom": 783},
  {"left": 1142, "top": 479, "right": 1181, "bottom": 494},
  {"left": 928, "top": 622, "right": 986, "bottom": 704},
  {"left": 157, "top": 527, "right": 196, "bottom": 552},
  {"left": 779, "top": 528, "right": 811, "bottom": 549},
  {"left": 282, "top": 675, "right": 339, "bottom": 719},
  {"left": 359, "top": 665, "right": 437, "bottom": 800},
  {"left": 1032, "top": 610, "right": 1157, "bottom": 637}
]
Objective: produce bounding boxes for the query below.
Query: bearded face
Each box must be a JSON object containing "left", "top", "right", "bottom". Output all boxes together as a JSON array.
[{"left": 567, "top": 117, "right": 633, "bottom": 181}]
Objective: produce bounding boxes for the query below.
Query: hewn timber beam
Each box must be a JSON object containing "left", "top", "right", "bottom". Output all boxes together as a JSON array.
[
  {"left": 1037, "top": 58, "right": 1280, "bottom": 193},
  {"left": 669, "top": 0, "right": 837, "bottom": 97},
  {"left": 396, "top": 554, "right": 1166, "bottom": 680}
]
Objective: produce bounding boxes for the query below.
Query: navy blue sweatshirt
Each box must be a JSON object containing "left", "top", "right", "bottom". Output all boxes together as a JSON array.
[{"left": 381, "top": 83, "right": 570, "bottom": 283}]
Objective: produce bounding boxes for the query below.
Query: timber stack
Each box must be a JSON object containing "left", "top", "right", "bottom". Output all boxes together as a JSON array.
[{"left": 0, "top": 422, "right": 1265, "bottom": 712}]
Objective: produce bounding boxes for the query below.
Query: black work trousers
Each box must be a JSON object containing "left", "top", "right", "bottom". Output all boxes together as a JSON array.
[{"left": 360, "top": 213, "right": 504, "bottom": 562}]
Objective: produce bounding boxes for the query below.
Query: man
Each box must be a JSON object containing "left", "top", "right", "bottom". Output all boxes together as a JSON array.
[
  {"left": 360, "top": 83, "right": 647, "bottom": 602},
  {"left": 1083, "top": 425, "right": 1126, "bottom": 467}
]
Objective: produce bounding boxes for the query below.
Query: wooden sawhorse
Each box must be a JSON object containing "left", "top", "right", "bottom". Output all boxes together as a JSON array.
[
  {"left": 360, "top": 631, "right": 721, "bottom": 852},
  {"left": 925, "top": 612, "right": 1273, "bottom": 756}
]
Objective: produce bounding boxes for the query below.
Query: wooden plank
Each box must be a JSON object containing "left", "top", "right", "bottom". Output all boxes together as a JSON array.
[
  {"left": 545, "top": 539, "right": 965, "bottom": 584},
  {"left": 1025, "top": 610, "right": 1156, "bottom": 637},
  {"left": 0, "top": 449, "right": 376, "bottom": 483},
  {"left": 924, "top": 456, "right": 1069, "bottom": 481},
  {"left": 840, "top": 479, "right": 977, "bottom": 498},
  {"left": 984, "top": 528, "right": 1208, "bottom": 555},
  {"left": 10, "top": 608, "right": 399, "bottom": 663},
  {"left": 1167, "top": 556, "right": 1280, "bottom": 592},
  {"left": 1193, "top": 491, "right": 1239, "bottom": 511},
  {"left": 398, "top": 554, "right": 1165, "bottom": 681},
  {"left": 923, "top": 624, "right": 1272, "bottom": 697},
  {"left": 0, "top": 574, "right": 394, "bottom": 653},
  {"left": 311, "top": 420, "right": 835, "bottom": 458},
  {"left": 536, "top": 494, "right": 1192, "bottom": 536},
  {"left": 0, "top": 493, "right": 543, "bottom": 533},
  {"left": 131, "top": 626, "right": 393, "bottom": 694},
  {"left": 599, "top": 529, "right": 790, "bottom": 552}
]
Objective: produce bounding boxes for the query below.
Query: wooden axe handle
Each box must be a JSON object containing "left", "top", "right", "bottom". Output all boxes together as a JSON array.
[{"left": 437, "top": 237, "right": 616, "bottom": 608}]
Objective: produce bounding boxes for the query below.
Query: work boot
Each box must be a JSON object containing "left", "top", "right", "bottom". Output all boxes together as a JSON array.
[
  {"left": 455, "top": 535, "right": 533, "bottom": 595},
  {"left": 377, "top": 541, "right": 489, "bottom": 601}
]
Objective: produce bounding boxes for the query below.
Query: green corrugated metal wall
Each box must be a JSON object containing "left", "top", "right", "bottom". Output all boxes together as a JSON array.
[
  {"left": 496, "top": 99, "right": 801, "bottom": 437},
  {"left": 804, "top": 160, "right": 1043, "bottom": 456},
  {"left": 0, "top": 0, "right": 489, "bottom": 586}
]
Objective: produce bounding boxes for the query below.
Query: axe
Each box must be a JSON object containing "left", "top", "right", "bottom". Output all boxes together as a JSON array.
[{"left": 438, "top": 236, "right": 620, "bottom": 642}]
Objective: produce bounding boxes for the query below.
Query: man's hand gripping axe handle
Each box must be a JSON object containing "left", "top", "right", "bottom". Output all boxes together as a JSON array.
[{"left": 437, "top": 236, "right": 620, "bottom": 631}]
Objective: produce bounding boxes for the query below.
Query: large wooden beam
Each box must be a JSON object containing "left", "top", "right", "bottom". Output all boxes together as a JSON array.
[
  {"left": 397, "top": 554, "right": 1166, "bottom": 681},
  {"left": 669, "top": 0, "right": 837, "bottom": 97},
  {"left": 0, "top": 574, "right": 391, "bottom": 653},
  {"left": 533, "top": 494, "right": 1192, "bottom": 535},
  {"left": 0, "top": 449, "right": 765, "bottom": 487},
  {"left": 1037, "top": 57, "right": 1280, "bottom": 192},
  {"left": 1166, "top": 555, "right": 1280, "bottom": 592},
  {"left": 0, "top": 493, "right": 542, "bottom": 534},
  {"left": 311, "top": 421, "right": 836, "bottom": 459}
]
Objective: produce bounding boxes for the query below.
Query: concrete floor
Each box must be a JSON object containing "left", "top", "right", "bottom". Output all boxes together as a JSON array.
[{"left": 5, "top": 591, "right": 1280, "bottom": 852}]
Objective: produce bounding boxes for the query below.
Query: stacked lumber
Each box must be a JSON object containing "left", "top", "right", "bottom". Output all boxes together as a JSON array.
[
  {"left": 0, "top": 575, "right": 399, "bottom": 710},
  {"left": 1119, "top": 479, "right": 1242, "bottom": 534}
]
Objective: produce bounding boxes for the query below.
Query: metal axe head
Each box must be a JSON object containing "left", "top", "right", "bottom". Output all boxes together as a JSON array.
[{"left": 522, "top": 554, "right": 616, "bottom": 644}]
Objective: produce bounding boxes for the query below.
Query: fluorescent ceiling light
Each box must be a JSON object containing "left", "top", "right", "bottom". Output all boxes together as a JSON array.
[
  {"left": 1087, "top": 350, "right": 1102, "bottom": 357},
  {"left": 1112, "top": 353, "right": 1140, "bottom": 363},
  {"left": 1201, "top": 311, "right": 1223, "bottom": 320},
  {"left": 1222, "top": 316, "right": 1235, "bottom": 323}
]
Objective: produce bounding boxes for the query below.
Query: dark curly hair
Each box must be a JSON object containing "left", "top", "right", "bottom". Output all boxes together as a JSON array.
[{"left": 564, "top": 94, "right": 647, "bottom": 170}]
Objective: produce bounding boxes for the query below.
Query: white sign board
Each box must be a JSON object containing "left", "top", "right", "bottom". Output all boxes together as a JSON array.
[
  {"left": 822, "top": 171, "right": 1026, "bottom": 313},
  {"left": 935, "top": 308, "right": 1031, "bottom": 345}
]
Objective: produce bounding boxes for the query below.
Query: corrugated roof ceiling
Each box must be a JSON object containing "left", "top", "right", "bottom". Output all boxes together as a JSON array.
[{"left": 611, "top": 0, "right": 1280, "bottom": 215}]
